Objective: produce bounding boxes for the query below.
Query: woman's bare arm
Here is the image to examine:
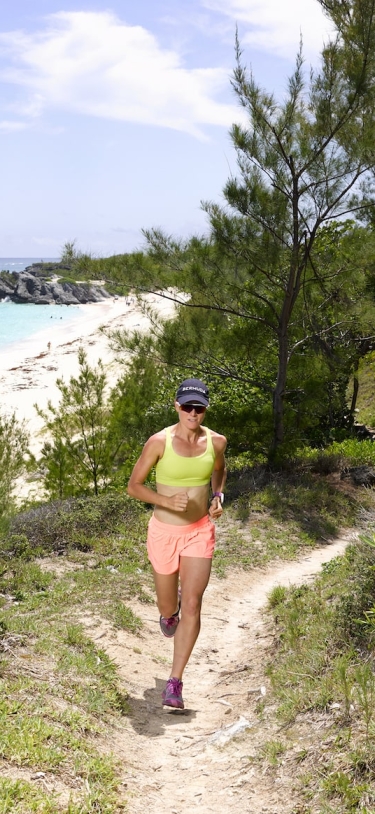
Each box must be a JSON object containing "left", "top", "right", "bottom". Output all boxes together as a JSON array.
[
  {"left": 209, "top": 434, "right": 227, "bottom": 519},
  {"left": 127, "top": 434, "right": 189, "bottom": 513}
]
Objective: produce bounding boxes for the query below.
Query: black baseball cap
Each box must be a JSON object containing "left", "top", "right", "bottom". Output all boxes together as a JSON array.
[{"left": 176, "top": 378, "right": 209, "bottom": 407}]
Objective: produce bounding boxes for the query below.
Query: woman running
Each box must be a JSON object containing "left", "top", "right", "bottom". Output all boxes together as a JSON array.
[{"left": 127, "top": 378, "right": 227, "bottom": 710}]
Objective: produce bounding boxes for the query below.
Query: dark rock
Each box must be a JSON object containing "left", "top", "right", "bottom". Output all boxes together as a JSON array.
[
  {"left": 353, "top": 423, "right": 375, "bottom": 441},
  {"left": 24, "top": 263, "right": 73, "bottom": 277},
  {"left": 0, "top": 268, "right": 110, "bottom": 305},
  {"left": 0, "top": 278, "right": 15, "bottom": 299},
  {"left": 340, "top": 465, "right": 375, "bottom": 486}
]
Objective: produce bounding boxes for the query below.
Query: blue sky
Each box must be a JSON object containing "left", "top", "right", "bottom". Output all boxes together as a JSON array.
[{"left": 0, "top": 1, "right": 334, "bottom": 258}]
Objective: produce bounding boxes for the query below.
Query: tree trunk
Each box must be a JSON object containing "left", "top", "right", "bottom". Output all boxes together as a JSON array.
[
  {"left": 350, "top": 358, "right": 360, "bottom": 417},
  {"left": 271, "top": 328, "right": 289, "bottom": 456},
  {"left": 271, "top": 223, "right": 300, "bottom": 456}
]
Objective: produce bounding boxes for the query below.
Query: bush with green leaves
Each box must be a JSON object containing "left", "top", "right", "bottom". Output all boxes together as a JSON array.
[
  {"left": 9, "top": 491, "right": 147, "bottom": 554},
  {"left": 0, "top": 410, "right": 29, "bottom": 520},
  {"left": 294, "top": 439, "right": 375, "bottom": 474},
  {"left": 36, "top": 348, "right": 122, "bottom": 497}
]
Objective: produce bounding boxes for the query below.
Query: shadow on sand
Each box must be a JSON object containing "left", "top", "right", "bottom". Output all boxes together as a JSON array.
[{"left": 126, "top": 676, "right": 197, "bottom": 737}]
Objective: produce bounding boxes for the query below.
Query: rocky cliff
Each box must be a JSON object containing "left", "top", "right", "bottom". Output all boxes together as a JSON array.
[{"left": 0, "top": 263, "right": 111, "bottom": 305}]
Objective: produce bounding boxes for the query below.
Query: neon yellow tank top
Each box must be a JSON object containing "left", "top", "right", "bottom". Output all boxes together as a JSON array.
[{"left": 155, "top": 426, "right": 215, "bottom": 487}]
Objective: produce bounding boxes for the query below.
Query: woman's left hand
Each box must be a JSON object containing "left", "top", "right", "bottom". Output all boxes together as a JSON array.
[{"left": 209, "top": 497, "right": 223, "bottom": 519}]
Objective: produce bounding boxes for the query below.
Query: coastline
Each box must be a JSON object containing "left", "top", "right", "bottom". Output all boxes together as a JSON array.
[{"left": 0, "top": 293, "right": 175, "bottom": 464}]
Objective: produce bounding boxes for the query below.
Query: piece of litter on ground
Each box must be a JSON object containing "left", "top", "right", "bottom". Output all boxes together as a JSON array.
[
  {"left": 214, "top": 699, "right": 232, "bottom": 707},
  {"left": 208, "top": 715, "right": 251, "bottom": 746}
]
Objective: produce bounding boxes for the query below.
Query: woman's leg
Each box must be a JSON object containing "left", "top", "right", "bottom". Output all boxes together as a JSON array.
[
  {"left": 170, "top": 556, "right": 212, "bottom": 680},
  {"left": 152, "top": 568, "right": 179, "bottom": 618}
]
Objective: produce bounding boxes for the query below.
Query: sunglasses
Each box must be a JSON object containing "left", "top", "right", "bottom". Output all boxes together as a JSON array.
[{"left": 180, "top": 403, "right": 206, "bottom": 414}]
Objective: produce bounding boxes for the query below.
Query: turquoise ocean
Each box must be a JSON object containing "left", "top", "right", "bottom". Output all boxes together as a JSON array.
[{"left": 0, "top": 258, "right": 81, "bottom": 350}]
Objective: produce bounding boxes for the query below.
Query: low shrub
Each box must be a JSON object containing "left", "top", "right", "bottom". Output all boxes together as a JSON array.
[
  {"left": 296, "top": 439, "right": 375, "bottom": 472},
  {"left": 8, "top": 491, "right": 146, "bottom": 554},
  {"left": 334, "top": 538, "right": 375, "bottom": 650}
]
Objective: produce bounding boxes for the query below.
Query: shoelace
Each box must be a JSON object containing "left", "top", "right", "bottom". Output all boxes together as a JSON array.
[
  {"left": 162, "top": 615, "right": 179, "bottom": 629},
  {"left": 167, "top": 678, "right": 182, "bottom": 694}
]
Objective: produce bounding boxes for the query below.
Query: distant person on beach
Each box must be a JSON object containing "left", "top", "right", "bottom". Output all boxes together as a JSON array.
[{"left": 127, "top": 378, "right": 227, "bottom": 710}]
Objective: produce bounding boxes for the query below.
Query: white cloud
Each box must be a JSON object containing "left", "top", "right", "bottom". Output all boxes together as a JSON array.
[
  {"left": 202, "top": 0, "right": 335, "bottom": 62},
  {"left": 0, "top": 11, "right": 241, "bottom": 139},
  {"left": 0, "top": 119, "right": 27, "bottom": 132}
]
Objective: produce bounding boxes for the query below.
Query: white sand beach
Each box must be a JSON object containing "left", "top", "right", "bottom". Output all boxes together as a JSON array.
[{"left": 0, "top": 293, "right": 176, "bottom": 470}]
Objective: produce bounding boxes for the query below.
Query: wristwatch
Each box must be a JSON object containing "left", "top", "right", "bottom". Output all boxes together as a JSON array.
[{"left": 212, "top": 491, "right": 224, "bottom": 503}]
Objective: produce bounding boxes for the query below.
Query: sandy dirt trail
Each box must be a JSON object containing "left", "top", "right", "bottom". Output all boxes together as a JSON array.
[{"left": 84, "top": 533, "right": 354, "bottom": 814}]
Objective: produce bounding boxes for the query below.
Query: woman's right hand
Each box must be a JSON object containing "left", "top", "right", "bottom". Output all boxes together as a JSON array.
[{"left": 167, "top": 491, "right": 189, "bottom": 512}]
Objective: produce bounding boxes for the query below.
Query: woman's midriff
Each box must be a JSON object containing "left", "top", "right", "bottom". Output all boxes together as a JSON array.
[{"left": 154, "top": 483, "right": 210, "bottom": 525}]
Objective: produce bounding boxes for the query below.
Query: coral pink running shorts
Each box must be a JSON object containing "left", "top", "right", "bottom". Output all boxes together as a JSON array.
[{"left": 147, "top": 514, "right": 216, "bottom": 575}]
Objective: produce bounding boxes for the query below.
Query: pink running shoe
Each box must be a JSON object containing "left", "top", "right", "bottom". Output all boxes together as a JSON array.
[
  {"left": 162, "top": 677, "right": 184, "bottom": 709},
  {"left": 159, "top": 589, "right": 181, "bottom": 638},
  {"left": 159, "top": 611, "right": 179, "bottom": 637}
]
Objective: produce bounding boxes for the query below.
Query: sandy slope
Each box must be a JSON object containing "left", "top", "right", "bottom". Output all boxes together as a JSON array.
[
  {"left": 81, "top": 532, "right": 354, "bottom": 814},
  {"left": 0, "top": 293, "right": 176, "bottom": 500},
  {"left": 0, "top": 294, "right": 175, "bottom": 457}
]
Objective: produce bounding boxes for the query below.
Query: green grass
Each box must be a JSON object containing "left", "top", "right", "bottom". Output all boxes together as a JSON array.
[
  {"left": 109, "top": 601, "right": 143, "bottom": 633},
  {"left": 0, "top": 493, "right": 156, "bottom": 810},
  {"left": 0, "top": 609, "right": 128, "bottom": 811},
  {"left": 213, "top": 519, "right": 316, "bottom": 577},
  {"left": 264, "top": 537, "right": 375, "bottom": 811},
  {"left": 213, "top": 465, "right": 361, "bottom": 576},
  {"left": 0, "top": 778, "right": 62, "bottom": 813},
  {"left": 0, "top": 456, "right": 373, "bottom": 811},
  {"left": 260, "top": 739, "right": 287, "bottom": 766}
]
